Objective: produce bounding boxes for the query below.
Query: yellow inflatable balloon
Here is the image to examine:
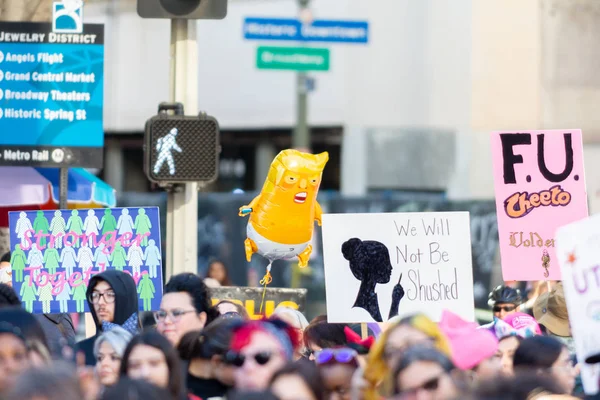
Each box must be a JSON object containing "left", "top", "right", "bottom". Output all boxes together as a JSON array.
[{"left": 239, "top": 149, "right": 329, "bottom": 285}]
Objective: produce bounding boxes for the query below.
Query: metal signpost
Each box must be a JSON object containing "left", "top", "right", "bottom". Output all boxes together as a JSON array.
[
  {"left": 138, "top": 0, "right": 226, "bottom": 279},
  {"left": 243, "top": 8, "right": 369, "bottom": 151}
]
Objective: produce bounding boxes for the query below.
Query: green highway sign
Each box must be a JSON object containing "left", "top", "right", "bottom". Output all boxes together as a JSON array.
[{"left": 256, "top": 46, "right": 330, "bottom": 71}]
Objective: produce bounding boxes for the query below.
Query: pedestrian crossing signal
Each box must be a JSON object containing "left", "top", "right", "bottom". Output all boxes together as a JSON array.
[{"left": 144, "top": 105, "right": 220, "bottom": 184}]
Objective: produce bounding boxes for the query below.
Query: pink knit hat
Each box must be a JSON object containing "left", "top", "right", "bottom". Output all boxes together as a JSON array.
[
  {"left": 438, "top": 310, "right": 499, "bottom": 370},
  {"left": 494, "top": 312, "right": 542, "bottom": 339}
]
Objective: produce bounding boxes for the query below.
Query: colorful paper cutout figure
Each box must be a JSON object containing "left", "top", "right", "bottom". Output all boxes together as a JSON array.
[
  {"left": 33, "top": 210, "right": 50, "bottom": 248},
  {"left": 117, "top": 208, "right": 134, "bottom": 236},
  {"left": 56, "top": 281, "right": 71, "bottom": 313},
  {"left": 60, "top": 246, "right": 77, "bottom": 277},
  {"left": 143, "top": 239, "right": 161, "bottom": 279},
  {"left": 37, "top": 283, "right": 54, "bottom": 313},
  {"left": 15, "top": 211, "right": 33, "bottom": 247},
  {"left": 94, "top": 243, "right": 111, "bottom": 271},
  {"left": 71, "top": 278, "right": 87, "bottom": 313},
  {"left": 100, "top": 209, "right": 118, "bottom": 235},
  {"left": 138, "top": 273, "right": 155, "bottom": 311},
  {"left": 239, "top": 149, "right": 328, "bottom": 285},
  {"left": 27, "top": 244, "right": 44, "bottom": 281},
  {"left": 66, "top": 210, "right": 84, "bottom": 248},
  {"left": 20, "top": 275, "right": 37, "bottom": 313},
  {"left": 110, "top": 242, "right": 127, "bottom": 271},
  {"left": 127, "top": 243, "right": 144, "bottom": 276},
  {"left": 83, "top": 210, "right": 100, "bottom": 247},
  {"left": 43, "top": 243, "right": 60, "bottom": 275},
  {"left": 49, "top": 210, "right": 67, "bottom": 249},
  {"left": 134, "top": 209, "right": 152, "bottom": 247},
  {"left": 10, "top": 244, "right": 26, "bottom": 282},
  {"left": 77, "top": 242, "right": 94, "bottom": 272}
]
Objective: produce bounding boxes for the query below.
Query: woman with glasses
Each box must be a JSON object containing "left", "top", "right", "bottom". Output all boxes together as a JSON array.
[
  {"left": 227, "top": 319, "right": 299, "bottom": 391},
  {"left": 391, "top": 346, "right": 460, "bottom": 400},
  {"left": 314, "top": 348, "right": 360, "bottom": 400},
  {"left": 364, "top": 314, "right": 451, "bottom": 400},
  {"left": 178, "top": 316, "right": 242, "bottom": 399},
  {"left": 120, "top": 331, "right": 185, "bottom": 400},
  {"left": 156, "top": 273, "right": 211, "bottom": 347},
  {"left": 93, "top": 326, "right": 133, "bottom": 388},
  {"left": 513, "top": 336, "right": 579, "bottom": 395}
]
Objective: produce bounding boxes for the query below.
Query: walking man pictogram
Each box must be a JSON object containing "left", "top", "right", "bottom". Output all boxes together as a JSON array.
[{"left": 153, "top": 128, "right": 182, "bottom": 175}]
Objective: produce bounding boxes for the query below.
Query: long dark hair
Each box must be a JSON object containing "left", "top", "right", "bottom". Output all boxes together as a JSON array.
[
  {"left": 271, "top": 360, "right": 325, "bottom": 400},
  {"left": 178, "top": 316, "right": 241, "bottom": 361},
  {"left": 120, "top": 331, "right": 182, "bottom": 399},
  {"left": 303, "top": 315, "right": 347, "bottom": 349},
  {"left": 206, "top": 259, "right": 232, "bottom": 286},
  {"left": 513, "top": 336, "right": 565, "bottom": 370},
  {"left": 0, "top": 307, "right": 50, "bottom": 350}
]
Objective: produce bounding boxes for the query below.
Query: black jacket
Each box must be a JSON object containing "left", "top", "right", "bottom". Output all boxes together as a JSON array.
[
  {"left": 75, "top": 270, "right": 140, "bottom": 366},
  {"left": 35, "top": 313, "right": 76, "bottom": 358}
]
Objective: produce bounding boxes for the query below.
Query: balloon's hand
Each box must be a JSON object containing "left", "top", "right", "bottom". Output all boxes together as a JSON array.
[{"left": 239, "top": 206, "right": 252, "bottom": 217}]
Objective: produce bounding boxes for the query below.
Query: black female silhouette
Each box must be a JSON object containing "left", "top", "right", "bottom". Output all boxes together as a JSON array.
[{"left": 342, "top": 238, "right": 405, "bottom": 322}]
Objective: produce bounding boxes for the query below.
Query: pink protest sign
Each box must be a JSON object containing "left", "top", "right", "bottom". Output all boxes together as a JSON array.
[{"left": 491, "top": 129, "right": 588, "bottom": 281}]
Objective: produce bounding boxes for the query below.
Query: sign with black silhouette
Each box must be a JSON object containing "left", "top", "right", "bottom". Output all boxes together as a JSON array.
[
  {"left": 491, "top": 129, "right": 588, "bottom": 281},
  {"left": 322, "top": 212, "right": 474, "bottom": 323}
]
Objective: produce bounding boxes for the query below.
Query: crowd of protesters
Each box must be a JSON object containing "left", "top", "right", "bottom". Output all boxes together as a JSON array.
[{"left": 0, "top": 258, "right": 597, "bottom": 400}]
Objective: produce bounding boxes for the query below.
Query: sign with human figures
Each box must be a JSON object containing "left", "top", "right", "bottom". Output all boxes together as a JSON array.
[{"left": 8, "top": 207, "right": 163, "bottom": 314}]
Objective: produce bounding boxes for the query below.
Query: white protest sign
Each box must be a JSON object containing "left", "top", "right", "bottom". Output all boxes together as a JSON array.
[
  {"left": 556, "top": 214, "right": 600, "bottom": 395},
  {"left": 322, "top": 212, "right": 474, "bottom": 323}
]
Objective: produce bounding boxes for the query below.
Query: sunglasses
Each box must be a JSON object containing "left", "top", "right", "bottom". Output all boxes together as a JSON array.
[
  {"left": 315, "top": 348, "right": 358, "bottom": 365},
  {"left": 493, "top": 305, "right": 516, "bottom": 313},
  {"left": 224, "top": 351, "right": 273, "bottom": 367},
  {"left": 397, "top": 375, "right": 442, "bottom": 398}
]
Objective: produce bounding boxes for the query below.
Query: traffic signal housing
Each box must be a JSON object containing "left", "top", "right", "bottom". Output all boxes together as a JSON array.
[
  {"left": 137, "top": 0, "right": 227, "bottom": 19},
  {"left": 144, "top": 104, "right": 220, "bottom": 184}
]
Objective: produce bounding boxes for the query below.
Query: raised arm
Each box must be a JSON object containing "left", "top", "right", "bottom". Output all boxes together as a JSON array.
[{"left": 238, "top": 195, "right": 261, "bottom": 217}]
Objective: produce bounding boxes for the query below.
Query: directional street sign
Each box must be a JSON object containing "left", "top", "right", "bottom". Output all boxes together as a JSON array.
[
  {"left": 244, "top": 17, "right": 369, "bottom": 44},
  {"left": 257, "top": 46, "right": 330, "bottom": 72}
]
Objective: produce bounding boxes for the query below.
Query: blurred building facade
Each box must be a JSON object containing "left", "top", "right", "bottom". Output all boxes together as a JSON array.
[{"left": 81, "top": 0, "right": 599, "bottom": 212}]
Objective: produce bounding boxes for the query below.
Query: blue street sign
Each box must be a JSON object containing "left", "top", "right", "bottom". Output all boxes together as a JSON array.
[
  {"left": 0, "top": 21, "right": 104, "bottom": 168},
  {"left": 243, "top": 17, "right": 368, "bottom": 44}
]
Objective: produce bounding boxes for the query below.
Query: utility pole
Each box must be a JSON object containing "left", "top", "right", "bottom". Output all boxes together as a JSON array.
[
  {"left": 293, "top": 0, "right": 310, "bottom": 151},
  {"left": 166, "top": 19, "right": 199, "bottom": 280}
]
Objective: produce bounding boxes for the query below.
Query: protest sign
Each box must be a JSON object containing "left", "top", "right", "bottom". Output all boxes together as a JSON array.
[
  {"left": 9, "top": 207, "right": 163, "bottom": 314},
  {"left": 322, "top": 212, "right": 474, "bottom": 323},
  {"left": 491, "top": 129, "right": 588, "bottom": 281},
  {"left": 209, "top": 286, "right": 307, "bottom": 320},
  {"left": 556, "top": 214, "right": 600, "bottom": 395}
]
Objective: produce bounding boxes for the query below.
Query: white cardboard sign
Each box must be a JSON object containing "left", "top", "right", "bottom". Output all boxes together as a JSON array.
[
  {"left": 556, "top": 214, "right": 600, "bottom": 395},
  {"left": 322, "top": 212, "right": 475, "bottom": 323}
]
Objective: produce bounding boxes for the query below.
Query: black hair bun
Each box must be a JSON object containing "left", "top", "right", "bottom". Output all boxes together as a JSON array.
[{"left": 342, "top": 238, "right": 362, "bottom": 261}]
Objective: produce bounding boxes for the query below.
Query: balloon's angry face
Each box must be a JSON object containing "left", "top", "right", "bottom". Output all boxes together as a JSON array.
[
  {"left": 587, "top": 301, "right": 600, "bottom": 322},
  {"left": 269, "top": 150, "right": 329, "bottom": 206}
]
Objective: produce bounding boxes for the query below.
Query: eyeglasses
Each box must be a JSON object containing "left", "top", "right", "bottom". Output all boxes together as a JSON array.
[
  {"left": 315, "top": 348, "right": 358, "bottom": 365},
  {"left": 88, "top": 291, "right": 116, "bottom": 304},
  {"left": 396, "top": 374, "right": 442, "bottom": 398},
  {"left": 153, "top": 309, "right": 196, "bottom": 323},
  {"left": 493, "top": 305, "right": 517, "bottom": 313},
  {"left": 224, "top": 351, "right": 273, "bottom": 367}
]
